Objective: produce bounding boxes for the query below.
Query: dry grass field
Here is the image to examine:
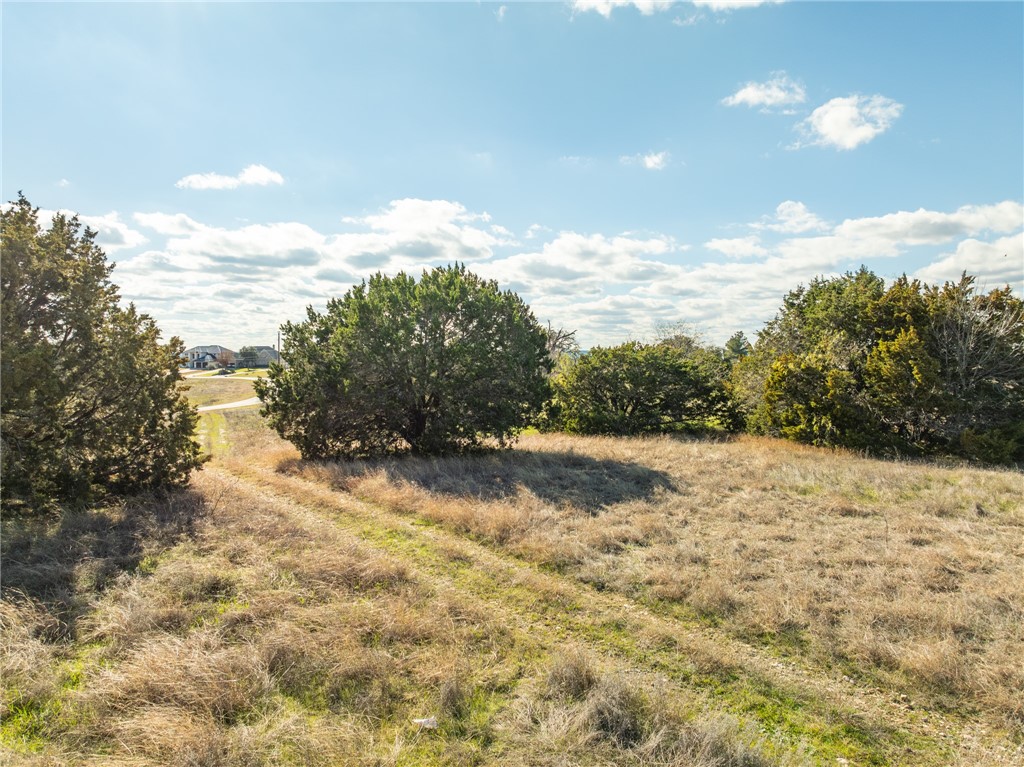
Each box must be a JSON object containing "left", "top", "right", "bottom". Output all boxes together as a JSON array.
[
  {"left": 181, "top": 377, "right": 260, "bottom": 409},
  {"left": 2, "top": 379, "right": 1022, "bottom": 766}
]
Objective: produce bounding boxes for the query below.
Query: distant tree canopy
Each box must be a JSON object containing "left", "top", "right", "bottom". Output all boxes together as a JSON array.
[
  {"left": 256, "top": 265, "right": 551, "bottom": 459},
  {"left": 547, "top": 338, "right": 738, "bottom": 436},
  {"left": 734, "top": 268, "right": 1024, "bottom": 463},
  {"left": 1, "top": 195, "right": 203, "bottom": 508},
  {"left": 237, "top": 346, "right": 259, "bottom": 368}
]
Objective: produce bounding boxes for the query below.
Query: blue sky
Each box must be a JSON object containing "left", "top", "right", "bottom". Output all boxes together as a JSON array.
[{"left": 3, "top": 1, "right": 1022, "bottom": 349}]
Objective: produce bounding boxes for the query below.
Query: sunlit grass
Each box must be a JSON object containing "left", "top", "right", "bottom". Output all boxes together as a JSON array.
[
  {"left": 4, "top": 411, "right": 1020, "bottom": 766},
  {"left": 180, "top": 377, "right": 257, "bottom": 408}
]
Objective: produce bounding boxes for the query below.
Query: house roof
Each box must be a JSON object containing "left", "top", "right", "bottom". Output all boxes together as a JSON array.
[{"left": 184, "top": 345, "right": 236, "bottom": 355}]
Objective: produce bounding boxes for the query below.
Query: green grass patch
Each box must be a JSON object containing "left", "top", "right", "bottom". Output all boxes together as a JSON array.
[
  {"left": 197, "top": 411, "right": 232, "bottom": 456},
  {"left": 0, "top": 700, "right": 57, "bottom": 753}
]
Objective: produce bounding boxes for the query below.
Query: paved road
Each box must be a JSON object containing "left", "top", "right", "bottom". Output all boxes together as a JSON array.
[{"left": 197, "top": 397, "right": 261, "bottom": 412}]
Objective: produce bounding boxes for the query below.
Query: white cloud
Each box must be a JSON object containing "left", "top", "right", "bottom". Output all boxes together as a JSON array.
[
  {"left": 672, "top": 12, "right": 704, "bottom": 25},
  {"left": 118, "top": 198, "right": 509, "bottom": 333},
  {"left": 134, "top": 212, "right": 208, "bottom": 236},
  {"left": 165, "top": 221, "right": 327, "bottom": 267},
  {"left": 755, "top": 202, "right": 1022, "bottom": 274},
  {"left": 572, "top": 0, "right": 779, "bottom": 14},
  {"left": 10, "top": 206, "right": 149, "bottom": 253},
  {"left": 621, "top": 151, "right": 670, "bottom": 170},
  {"left": 340, "top": 199, "right": 505, "bottom": 262},
  {"left": 834, "top": 201, "right": 1023, "bottom": 245},
  {"left": 693, "top": 0, "right": 783, "bottom": 9},
  {"left": 915, "top": 233, "right": 1024, "bottom": 290},
  {"left": 116, "top": 199, "right": 510, "bottom": 347},
  {"left": 175, "top": 163, "right": 285, "bottom": 190},
  {"left": 76, "top": 212, "right": 149, "bottom": 252},
  {"left": 57, "top": 178, "right": 71, "bottom": 188},
  {"left": 66, "top": 195, "right": 1023, "bottom": 351},
  {"left": 572, "top": 0, "right": 675, "bottom": 17},
  {"left": 722, "top": 72, "right": 805, "bottom": 109},
  {"left": 795, "top": 95, "right": 903, "bottom": 150},
  {"left": 477, "top": 231, "right": 681, "bottom": 310},
  {"left": 752, "top": 200, "right": 829, "bottom": 234},
  {"left": 643, "top": 151, "right": 670, "bottom": 170},
  {"left": 496, "top": 5, "right": 507, "bottom": 21},
  {"left": 704, "top": 235, "right": 768, "bottom": 258}
]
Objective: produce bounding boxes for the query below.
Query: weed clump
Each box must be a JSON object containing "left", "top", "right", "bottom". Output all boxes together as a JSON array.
[
  {"left": 584, "top": 674, "right": 651, "bottom": 747},
  {"left": 545, "top": 647, "right": 597, "bottom": 701}
]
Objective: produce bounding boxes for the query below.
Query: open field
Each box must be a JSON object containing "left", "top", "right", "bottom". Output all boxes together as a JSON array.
[
  {"left": 180, "top": 377, "right": 258, "bottom": 409},
  {"left": 182, "top": 377, "right": 261, "bottom": 456},
  {"left": 3, "top": 408, "right": 1022, "bottom": 766}
]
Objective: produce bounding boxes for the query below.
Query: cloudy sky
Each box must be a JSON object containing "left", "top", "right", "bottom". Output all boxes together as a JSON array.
[{"left": 3, "top": 1, "right": 1022, "bottom": 350}]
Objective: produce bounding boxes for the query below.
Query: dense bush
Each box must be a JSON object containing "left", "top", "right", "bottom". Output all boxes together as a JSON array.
[
  {"left": 547, "top": 341, "right": 737, "bottom": 436},
  {"left": 736, "top": 268, "right": 1024, "bottom": 462},
  {"left": 1, "top": 196, "right": 203, "bottom": 508},
  {"left": 256, "top": 265, "right": 551, "bottom": 459}
]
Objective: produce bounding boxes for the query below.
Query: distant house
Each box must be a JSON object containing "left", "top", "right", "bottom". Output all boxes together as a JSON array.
[
  {"left": 183, "top": 345, "right": 236, "bottom": 370},
  {"left": 236, "top": 345, "right": 281, "bottom": 368},
  {"left": 252, "top": 345, "right": 281, "bottom": 367}
]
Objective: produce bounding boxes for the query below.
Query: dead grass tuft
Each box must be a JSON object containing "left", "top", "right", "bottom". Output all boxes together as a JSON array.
[
  {"left": 546, "top": 647, "right": 598, "bottom": 701},
  {"left": 112, "top": 703, "right": 361, "bottom": 767},
  {"left": 502, "top": 661, "right": 784, "bottom": 767},
  {"left": 0, "top": 597, "right": 63, "bottom": 718},
  {"left": 584, "top": 673, "right": 652, "bottom": 747},
  {"left": 276, "top": 544, "right": 409, "bottom": 595},
  {"left": 80, "top": 630, "right": 274, "bottom": 724}
]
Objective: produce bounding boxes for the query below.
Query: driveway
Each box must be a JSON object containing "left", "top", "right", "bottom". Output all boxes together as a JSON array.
[{"left": 197, "top": 397, "right": 262, "bottom": 412}]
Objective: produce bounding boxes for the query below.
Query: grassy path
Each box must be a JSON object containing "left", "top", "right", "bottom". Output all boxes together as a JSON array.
[{"left": 212, "top": 458, "right": 1017, "bottom": 766}]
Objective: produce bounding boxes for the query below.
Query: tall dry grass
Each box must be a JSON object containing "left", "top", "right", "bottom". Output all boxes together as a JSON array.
[
  {"left": 3, "top": 461, "right": 789, "bottom": 765},
  {"left": 283, "top": 432, "right": 1024, "bottom": 733}
]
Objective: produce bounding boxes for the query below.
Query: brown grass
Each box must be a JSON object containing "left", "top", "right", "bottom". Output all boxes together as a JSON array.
[
  {"left": 282, "top": 432, "right": 1024, "bottom": 734},
  {"left": 502, "top": 651, "right": 782, "bottom": 766},
  {"left": 7, "top": 412, "right": 1022, "bottom": 765},
  {"left": 4, "top": 462, "right": 793, "bottom": 766},
  {"left": 180, "top": 377, "right": 256, "bottom": 408}
]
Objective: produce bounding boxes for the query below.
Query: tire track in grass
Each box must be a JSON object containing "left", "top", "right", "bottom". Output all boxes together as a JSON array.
[
  {"left": 196, "top": 411, "right": 230, "bottom": 456},
  {"left": 212, "top": 461, "right": 1014, "bottom": 766}
]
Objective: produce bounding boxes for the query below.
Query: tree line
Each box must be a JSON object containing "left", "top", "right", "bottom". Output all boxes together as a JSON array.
[
  {"left": 3, "top": 195, "right": 1020, "bottom": 512},
  {"left": 260, "top": 263, "right": 1022, "bottom": 465}
]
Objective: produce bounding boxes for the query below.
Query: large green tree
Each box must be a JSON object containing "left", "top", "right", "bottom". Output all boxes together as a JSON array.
[
  {"left": 548, "top": 341, "right": 737, "bottom": 436},
  {"left": 1, "top": 195, "right": 203, "bottom": 507},
  {"left": 255, "top": 265, "right": 551, "bottom": 459},
  {"left": 737, "top": 268, "right": 1024, "bottom": 462}
]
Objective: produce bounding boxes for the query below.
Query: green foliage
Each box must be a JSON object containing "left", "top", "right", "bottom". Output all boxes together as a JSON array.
[
  {"left": 863, "top": 327, "right": 941, "bottom": 439},
  {"left": 1, "top": 195, "right": 203, "bottom": 508},
  {"left": 760, "top": 351, "right": 875, "bottom": 448},
  {"left": 958, "top": 422, "right": 1024, "bottom": 465},
  {"left": 255, "top": 264, "right": 551, "bottom": 459},
  {"left": 237, "top": 345, "right": 259, "bottom": 368},
  {"left": 738, "top": 267, "right": 1024, "bottom": 463},
  {"left": 548, "top": 341, "right": 737, "bottom": 436},
  {"left": 723, "top": 331, "right": 753, "bottom": 364}
]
